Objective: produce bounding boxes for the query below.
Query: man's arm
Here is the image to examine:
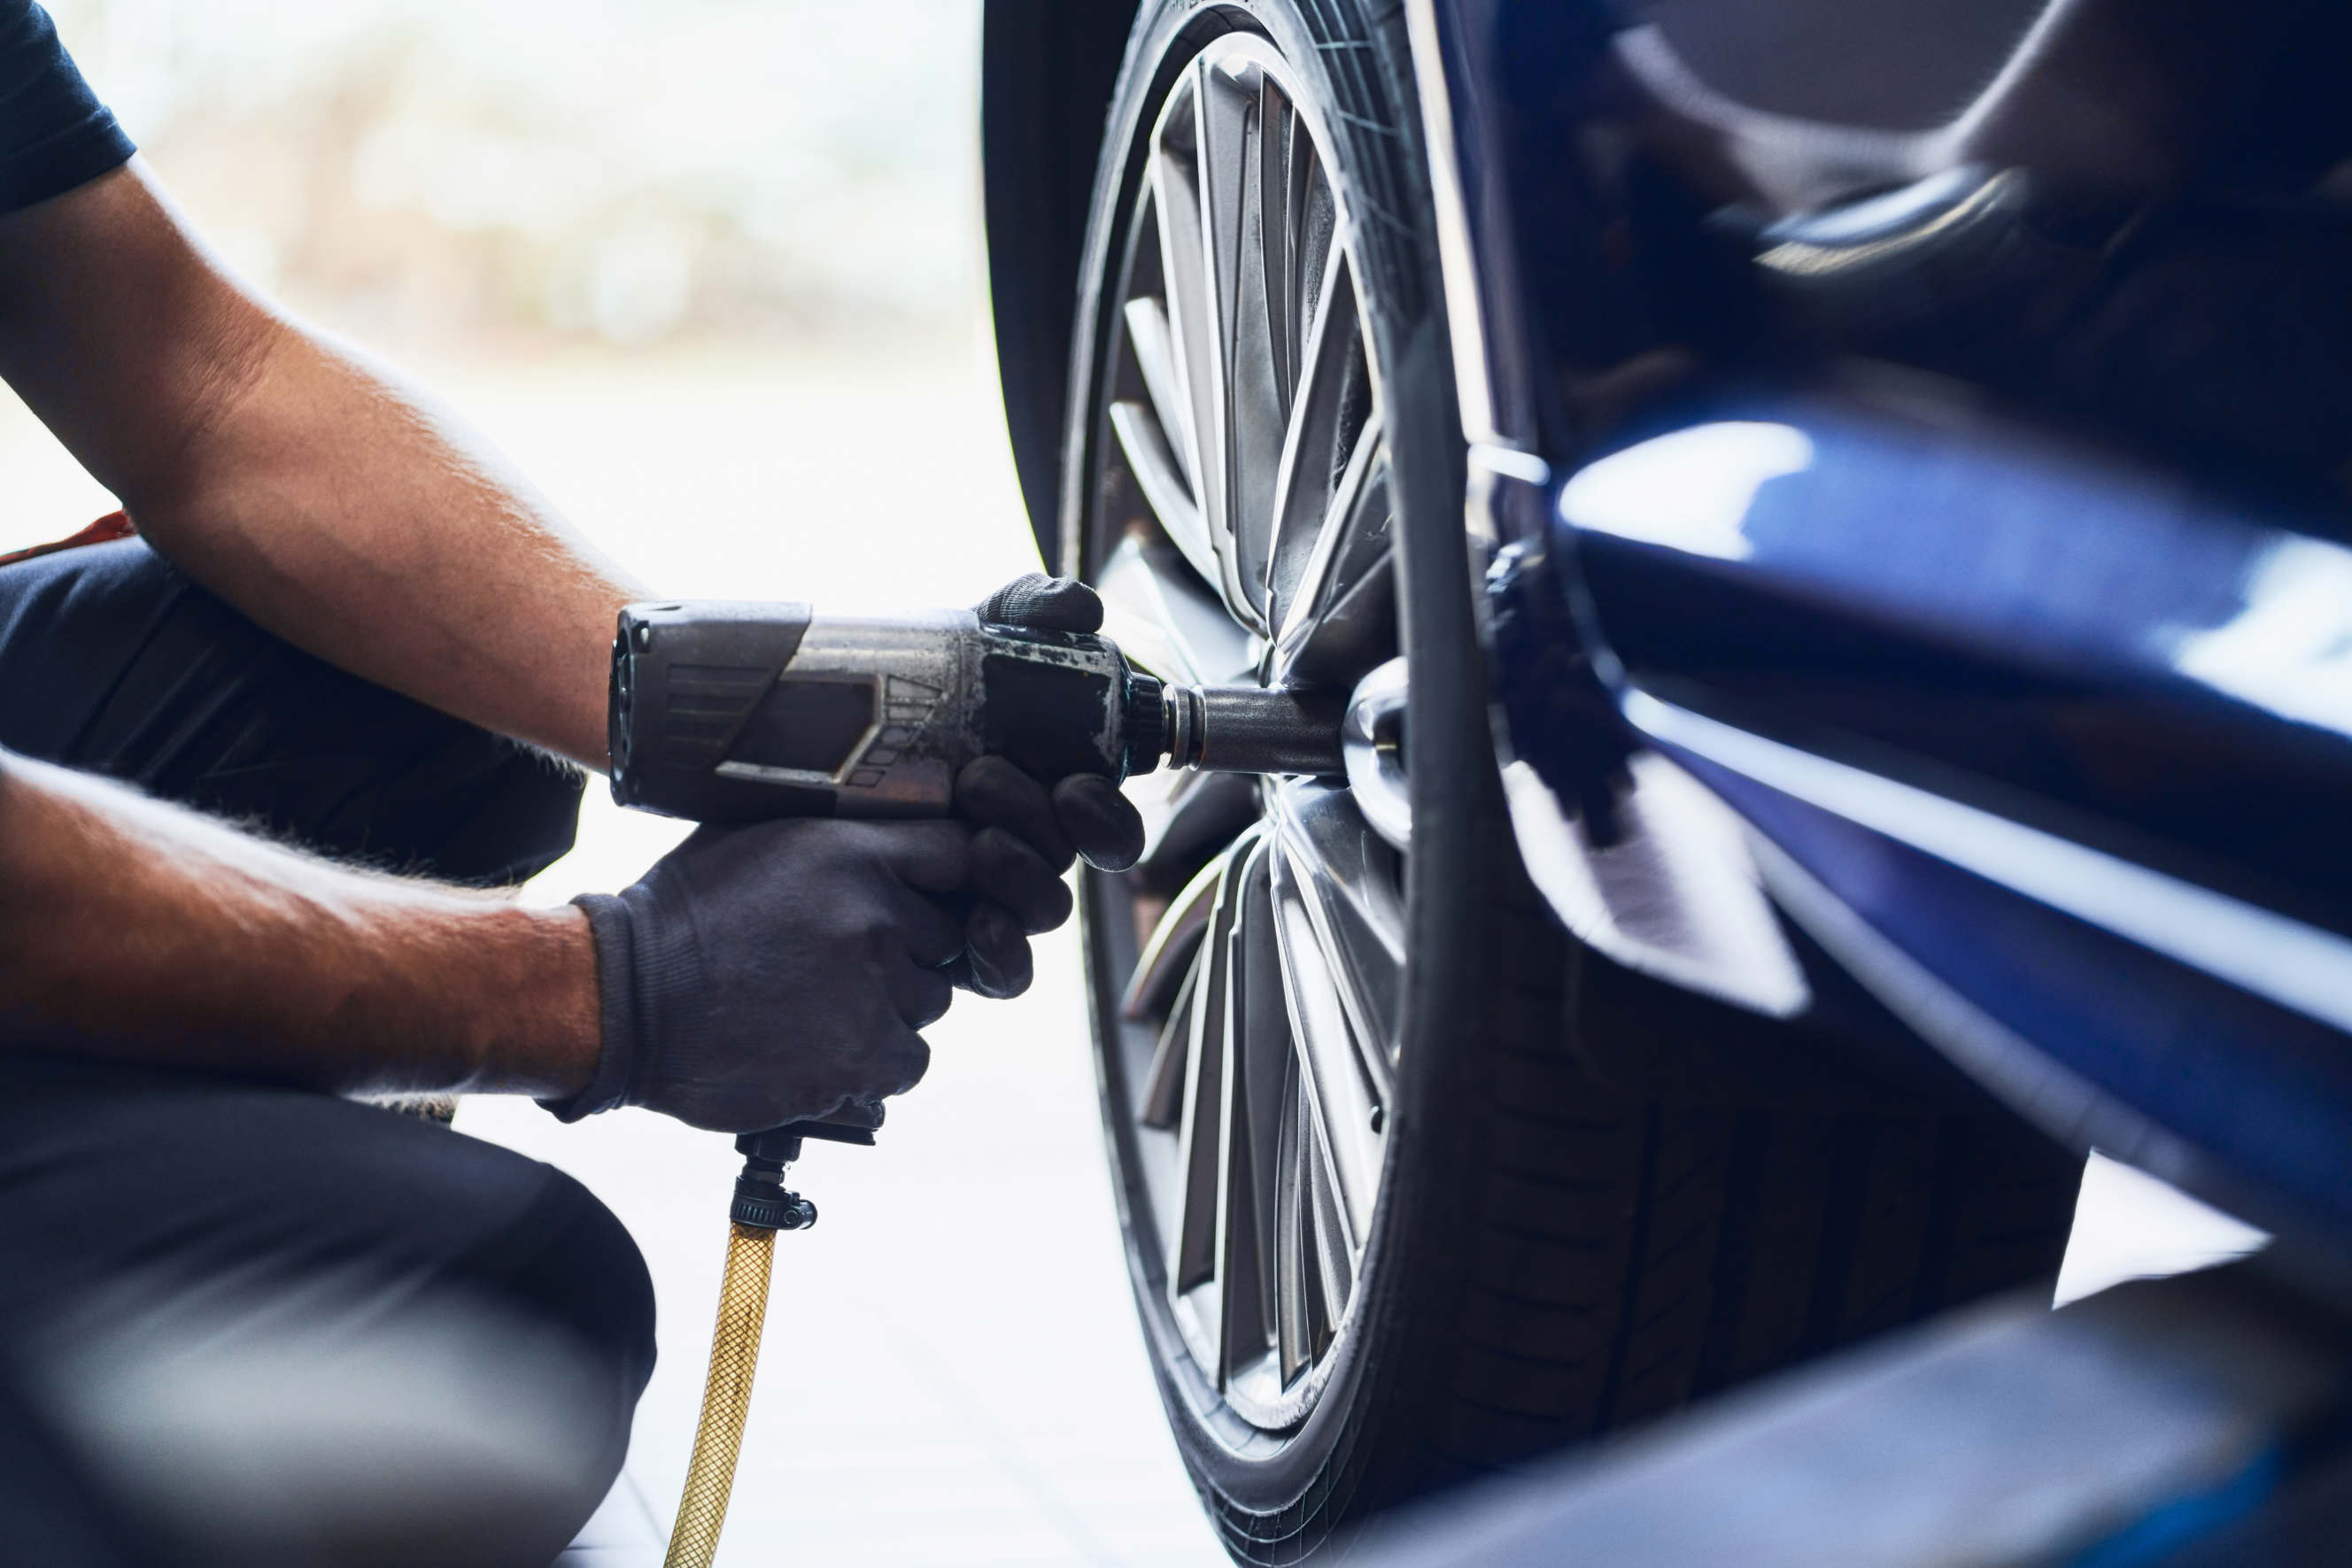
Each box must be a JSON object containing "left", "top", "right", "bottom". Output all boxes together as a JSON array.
[
  {"left": 0, "top": 158, "right": 638, "bottom": 768},
  {"left": 0, "top": 751, "right": 599, "bottom": 1096}
]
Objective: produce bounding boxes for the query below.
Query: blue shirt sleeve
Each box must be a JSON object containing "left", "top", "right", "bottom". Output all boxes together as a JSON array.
[{"left": 0, "top": 0, "right": 131, "bottom": 216}]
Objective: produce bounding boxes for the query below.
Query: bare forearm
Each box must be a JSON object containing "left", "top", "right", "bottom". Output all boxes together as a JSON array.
[
  {"left": 128, "top": 320, "right": 642, "bottom": 767},
  {"left": 0, "top": 753, "right": 599, "bottom": 1097},
  {"left": 0, "top": 162, "right": 644, "bottom": 768}
]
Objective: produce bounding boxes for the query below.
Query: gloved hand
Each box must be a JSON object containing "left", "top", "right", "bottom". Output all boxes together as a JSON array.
[
  {"left": 953, "top": 575, "right": 1148, "bottom": 999},
  {"left": 544, "top": 817, "right": 971, "bottom": 1132}
]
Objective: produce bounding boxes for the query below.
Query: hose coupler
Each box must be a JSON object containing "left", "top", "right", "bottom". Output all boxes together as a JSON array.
[
  {"left": 726, "top": 1104, "right": 886, "bottom": 1230},
  {"left": 731, "top": 1167, "right": 816, "bottom": 1232}
]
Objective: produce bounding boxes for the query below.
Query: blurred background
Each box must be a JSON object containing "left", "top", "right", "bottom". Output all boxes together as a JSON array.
[
  {"left": 50, "top": 0, "right": 974, "bottom": 353},
  {"left": 0, "top": 1, "right": 2267, "bottom": 1563}
]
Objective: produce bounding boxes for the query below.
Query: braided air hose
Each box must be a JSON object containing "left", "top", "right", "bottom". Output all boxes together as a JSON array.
[{"left": 663, "top": 1221, "right": 777, "bottom": 1568}]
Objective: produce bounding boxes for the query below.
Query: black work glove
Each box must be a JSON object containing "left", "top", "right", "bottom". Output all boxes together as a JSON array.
[
  {"left": 544, "top": 818, "right": 971, "bottom": 1132},
  {"left": 953, "top": 574, "right": 1149, "bottom": 1000}
]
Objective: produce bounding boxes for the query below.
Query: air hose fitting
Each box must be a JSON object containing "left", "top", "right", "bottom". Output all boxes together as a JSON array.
[{"left": 662, "top": 1109, "right": 879, "bottom": 1568}]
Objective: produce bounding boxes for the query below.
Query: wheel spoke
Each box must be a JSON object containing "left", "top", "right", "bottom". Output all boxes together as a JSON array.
[
  {"left": 1195, "top": 58, "right": 1280, "bottom": 633},
  {"left": 1139, "top": 964, "right": 1198, "bottom": 1131},
  {"left": 1132, "top": 769, "right": 1261, "bottom": 878},
  {"left": 1097, "top": 533, "right": 1254, "bottom": 686},
  {"left": 1222, "top": 845, "right": 1288, "bottom": 1384},
  {"left": 1294, "top": 153, "right": 1336, "bottom": 372},
  {"left": 1306, "top": 1107, "right": 1355, "bottom": 1332},
  {"left": 1116, "top": 286, "right": 1228, "bottom": 591},
  {"left": 1124, "top": 852, "right": 1226, "bottom": 1023},
  {"left": 1280, "top": 1056, "right": 1358, "bottom": 1384},
  {"left": 1166, "top": 59, "right": 1279, "bottom": 639},
  {"left": 1273, "top": 419, "right": 1395, "bottom": 684},
  {"left": 1265, "top": 241, "right": 1364, "bottom": 628},
  {"left": 1266, "top": 821, "right": 1389, "bottom": 1244},
  {"left": 1171, "top": 835, "right": 1247, "bottom": 1309},
  {"left": 1150, "top": 74, "right": 1228, "bottom": 613},
  {"left": 1288, "top": 547, "right": 1396, "bottom": 689},
  {"left": 1273, "top": 1062, "right": 1319, "bottom": 1382},
  {"left": 1269, "top": 780, "right": 1404, "bottom": 1087},
  {"left": 1257, "top": 74, "right": 1299, "bottom": 408},
  {"left": 1123, "top": 293, "right": 1197, "bottom": 492},
  {"left": 1110, "top": 401, "right": 1218, "bottom": 586}
]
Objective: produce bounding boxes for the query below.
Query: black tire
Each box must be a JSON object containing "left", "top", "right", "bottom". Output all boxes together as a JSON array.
[{"left": 1058, "top": 4, "right": 2083, "bottom": 1560}]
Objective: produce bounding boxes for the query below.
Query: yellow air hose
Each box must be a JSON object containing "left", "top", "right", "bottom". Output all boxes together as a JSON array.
[
  {"left": 663, "top": 1122, "right": 834, "bottom": 1568},
  {"left": 662, "top": 1220, "right": 778, "bottom": 1568}
]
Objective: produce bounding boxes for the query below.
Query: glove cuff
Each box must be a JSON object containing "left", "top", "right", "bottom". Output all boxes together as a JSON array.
[{"left": 537, "top": 892, "right": 639, "bottom": 1122}]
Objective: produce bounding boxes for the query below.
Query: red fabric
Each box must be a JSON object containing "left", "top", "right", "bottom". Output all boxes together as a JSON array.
[{"left": 0, "top": 509, "right": 135, "bottom": 568}]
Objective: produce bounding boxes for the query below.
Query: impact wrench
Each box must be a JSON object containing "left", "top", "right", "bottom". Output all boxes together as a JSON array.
[{"left": 607, "top": 599, "right": 1349, "bottom": 1567}]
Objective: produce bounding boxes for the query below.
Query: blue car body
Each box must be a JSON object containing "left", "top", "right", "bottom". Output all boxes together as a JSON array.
[{"left": 1414, "top": 0, "right": 2352, "bottom": 1266}]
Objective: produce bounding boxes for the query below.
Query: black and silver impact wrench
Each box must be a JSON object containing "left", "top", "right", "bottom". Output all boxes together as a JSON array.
[
  {"left": 607, "top": 599, "right": 1345, "bottom": 822},
  {"left": 615, "top": 599, "right": 1347, "bottom": 1567}
]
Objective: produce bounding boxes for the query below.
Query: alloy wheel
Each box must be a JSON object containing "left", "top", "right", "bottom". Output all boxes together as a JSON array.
[{"left": 1087, "top": 32, "right": 1406, "bottom": 1436}]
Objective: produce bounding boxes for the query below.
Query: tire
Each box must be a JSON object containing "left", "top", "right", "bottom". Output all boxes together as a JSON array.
[{"left": 1056, "top": 4, "right": 2083, "bottom": 1559}]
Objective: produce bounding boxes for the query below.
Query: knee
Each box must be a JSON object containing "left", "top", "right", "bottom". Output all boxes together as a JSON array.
[
  {"left": 0, "top": 538, "right": 188, "bottom": 762},
  {"left": 393, "top": 1151, "right": 657, "bottom": 1508},
  {"left": 0, "top": 1074, "right": 658, "bottom": 1566},
  {"left": 32, "top": 1162, "right": 658, "bottom": 1568},
  {"left": 466, "top": 1168, "right": 660, "bottom": 1459},
  {"left": 389, "top": 1171, "right": 658, "bottom": 1565}
]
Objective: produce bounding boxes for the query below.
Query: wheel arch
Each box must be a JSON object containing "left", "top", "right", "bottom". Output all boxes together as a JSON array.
[{"left": 981, "top": 0, "right": 1142, "bottom": 570}]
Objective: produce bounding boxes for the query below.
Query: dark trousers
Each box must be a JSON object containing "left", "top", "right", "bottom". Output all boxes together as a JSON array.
[{"left": 0, "top": 540, "right": 650, "bottom": 1566}]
